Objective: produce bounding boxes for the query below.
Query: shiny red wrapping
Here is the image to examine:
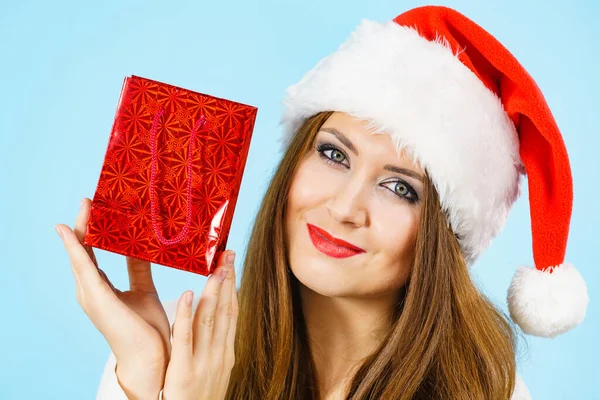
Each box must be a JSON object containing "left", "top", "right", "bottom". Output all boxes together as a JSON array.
[{"left": 83, "top": 75, "right": 258, "bottom": 275}]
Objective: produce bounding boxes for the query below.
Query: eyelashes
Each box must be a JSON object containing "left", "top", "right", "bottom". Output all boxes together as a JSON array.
[
  {"left": 315, "top": 142, "right": 420, "bottom": 204},
  {"left": 317, "top": 144, "right": 350, "bottom": 167}
]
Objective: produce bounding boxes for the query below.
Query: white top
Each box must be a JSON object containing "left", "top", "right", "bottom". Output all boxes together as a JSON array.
[{"left": 95, "top": 298, "right": 532, "bottom": 400}]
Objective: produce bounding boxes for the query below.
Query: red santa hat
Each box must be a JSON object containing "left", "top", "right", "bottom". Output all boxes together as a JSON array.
[{"left": 280, "top": 6, "right": 588, "bottom": 338}]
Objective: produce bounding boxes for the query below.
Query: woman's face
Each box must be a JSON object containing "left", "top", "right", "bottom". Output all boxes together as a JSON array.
[{"left": 285, "top": 112, "right": 425, "bottom": 299}]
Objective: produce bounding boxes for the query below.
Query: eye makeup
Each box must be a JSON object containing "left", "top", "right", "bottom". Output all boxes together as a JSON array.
[{"left": 314, "top": 140, "right": 420, "bottom": 204}]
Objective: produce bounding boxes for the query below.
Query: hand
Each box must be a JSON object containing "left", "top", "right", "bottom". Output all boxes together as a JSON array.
[
  {"left": 56, "top": 198, "right": 171, "bottom": 400},
  {"left": 162, "top": 250, "right": 238, "bottom": 400}
]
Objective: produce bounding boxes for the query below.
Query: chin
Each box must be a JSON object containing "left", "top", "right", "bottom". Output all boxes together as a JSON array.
[
  {"left": 289, "top": 251, "right": 411, "bottom": 300},
  {"left": 288, "top": 252, "right": 369, "bottom": 298},
  {"left": 293, "top": 272, "right": 351, "bottom": 298}
]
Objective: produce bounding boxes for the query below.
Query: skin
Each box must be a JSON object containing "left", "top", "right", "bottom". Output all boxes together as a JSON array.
[
  {"left": 56, "top": 111, "right": 424, "bottom": 400},
  {"left": 56, "top": 201, "right": 238, "bottom": 400},
  {"left": 285, "top": 112, "right": 425, "bottom": 398}
]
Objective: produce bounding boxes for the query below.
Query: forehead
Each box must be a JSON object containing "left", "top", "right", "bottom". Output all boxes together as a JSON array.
[
  {"left": 319, "top": 112, "right": 423, "bottom": 172},
  {"left": 320, "top": 111, "right": 375, "bottom": 133}
]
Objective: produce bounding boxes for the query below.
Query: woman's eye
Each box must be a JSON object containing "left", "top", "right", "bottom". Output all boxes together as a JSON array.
[
  {"left": 327, "top": 149, "right": 346, "bottom": 163},
  {"left": 317, "top": 144, "right": 350, "bottom": 167},
  {"left": 382, "top": 180, "right": 419, "bottom": 203},
  {"left": 394, "top": 182, "right": 409, "bottom": 196}
]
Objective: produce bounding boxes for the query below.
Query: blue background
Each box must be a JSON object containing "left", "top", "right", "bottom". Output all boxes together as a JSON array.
[{"left": 1, "top": 0, "right": 598, "bottom": 398}]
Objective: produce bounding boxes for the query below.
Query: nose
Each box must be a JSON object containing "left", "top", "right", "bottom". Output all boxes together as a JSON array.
[{"left": 326, "top": 178, "right": 368, "bottom": 227}]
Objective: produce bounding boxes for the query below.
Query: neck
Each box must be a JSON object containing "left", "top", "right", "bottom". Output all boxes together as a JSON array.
[{"left": 299, "top": 283, "right": 401, "bottom": 398}]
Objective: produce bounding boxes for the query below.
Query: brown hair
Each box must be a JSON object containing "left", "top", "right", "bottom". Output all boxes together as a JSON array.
[{"left": 227, "top": 111, "right": 519, "bottom": 399}]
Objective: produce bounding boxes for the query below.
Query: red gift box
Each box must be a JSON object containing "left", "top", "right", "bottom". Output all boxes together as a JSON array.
[{"left": 83, "top": 75, "right": 257, "bottom": 275}]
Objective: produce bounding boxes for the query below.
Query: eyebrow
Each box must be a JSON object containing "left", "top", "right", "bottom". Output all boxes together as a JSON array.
[
  {"left": 383, "top": 165, "right": 424, "bottom": 182},
  {"left": 320, "top": 127, "right": 358, "bottom": 155},
  {"left": 320, "top": 127, "right": 425, "bottom": 182}
]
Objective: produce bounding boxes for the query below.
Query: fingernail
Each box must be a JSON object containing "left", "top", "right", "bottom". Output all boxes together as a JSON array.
[
  {"left": 80, "top": 198, "right": 86, "bottom": 209},
  {"left": 218, "top": 266, "right": 229, "bottom": 283},
  {"left": 54, "top": 225, "right": 63, "bottom": 238},
  {"left": 226, "top": 251, "right": 235, "bottom": 265},
  {"left": 186, "top": 291, "right": 193, "bottom": 306}
]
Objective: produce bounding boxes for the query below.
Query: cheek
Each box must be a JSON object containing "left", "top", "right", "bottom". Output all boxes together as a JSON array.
[
  {"left": 287, "top": 158, "right": 335, "bottom": 213},
  {"left": 370, "top": 203, "right": 420, "bottom": 280}
]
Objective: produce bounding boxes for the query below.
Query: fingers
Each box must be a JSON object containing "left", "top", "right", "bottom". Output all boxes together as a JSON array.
[
  {"left": 224, "top": 266, "right": 238, "bottom": 366},
  {"left": 98, "top": 267, "right": 117, "bottom": 293},
  {"left": 211, "top": 252, "right": 236, "bottom": 353},
  {"left": 56, "top": 198, "right": 120, "bottom": 318},
  {"left": 74, "top": 198, "right": 98, "bottom": 268},
  {"left": 126, "top": 257, "right": 156, "bottom": 294},
  {"left": 56, "top": 222, "right": 103, "bottom": 294},
  {"left": 57, "top": 198, "right": 155, "bottom": 361},
  {"left": 169, "top": 291, "right": 195, "bottom": 371},
  {"left": 161, "top": 252, "right": 239, "bottom": 399},
  {"left": 73, "top": 198, "right": 114, "bottom": 292},
  {"left": 192, "top": 251, "right": 235, "bottom": 357}
]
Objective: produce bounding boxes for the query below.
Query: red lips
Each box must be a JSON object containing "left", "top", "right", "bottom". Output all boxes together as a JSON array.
[{"left": 307, "top": 223, "right": 365, "bottom": 258}]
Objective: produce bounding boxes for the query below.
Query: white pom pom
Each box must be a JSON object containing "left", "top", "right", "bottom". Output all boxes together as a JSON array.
[{"left": 507, "top": 262, "right": 589, "bottom": 338}]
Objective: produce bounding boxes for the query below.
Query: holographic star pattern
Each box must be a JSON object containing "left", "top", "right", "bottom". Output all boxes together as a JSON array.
[{"left": 83, "top": 75, "right": 257, "bottom": 275}]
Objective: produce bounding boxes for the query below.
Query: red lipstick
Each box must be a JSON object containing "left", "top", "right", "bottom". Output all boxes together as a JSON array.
[{"left": 307, "top": 223, "right": 365, "bottom": 258}]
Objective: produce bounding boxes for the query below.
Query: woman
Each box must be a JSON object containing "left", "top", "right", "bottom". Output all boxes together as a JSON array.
[{"left": 56, "top": 6, "right": 588, "bottom": 400}]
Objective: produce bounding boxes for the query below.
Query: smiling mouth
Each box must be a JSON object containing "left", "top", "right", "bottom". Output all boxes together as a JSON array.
[{"left": 306, "top": 223, "right": 365, "bottom": 258}]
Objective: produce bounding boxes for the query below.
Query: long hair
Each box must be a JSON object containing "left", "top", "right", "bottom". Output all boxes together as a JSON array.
[{"left": 226, "top": 111, "right": 518, "bottom": 399}]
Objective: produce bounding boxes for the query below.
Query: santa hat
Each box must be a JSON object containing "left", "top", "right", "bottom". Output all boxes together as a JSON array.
[{"left": 280, "top": 6, "right": 588, "bottom": 338}]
